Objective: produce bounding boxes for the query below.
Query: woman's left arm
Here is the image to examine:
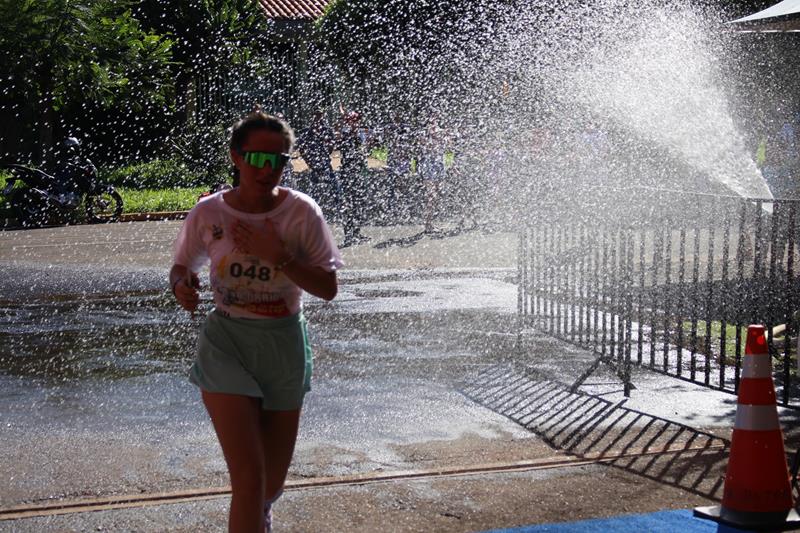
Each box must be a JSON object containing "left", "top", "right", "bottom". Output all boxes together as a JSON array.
[
  {"left": 276, "top": 260, "right": 338, "bottom": 301},
  {"left": 232, "top": 218, "right": 338, "bottom": 301}
]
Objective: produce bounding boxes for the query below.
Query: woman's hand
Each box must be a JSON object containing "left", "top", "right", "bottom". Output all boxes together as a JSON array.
[
  {"left": 170, "top": 265, "right": 200, "bottom": 315},
  {"left": 230, "top": 219, "right": 338, "bottom": 301},
  {"left": 232, "top": 218, "right": 292, "bottom": 265}
]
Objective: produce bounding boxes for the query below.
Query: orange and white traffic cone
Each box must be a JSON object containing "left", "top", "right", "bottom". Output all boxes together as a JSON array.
[{"left": 695, "top": 324, "right": 800, "bottom": 530}]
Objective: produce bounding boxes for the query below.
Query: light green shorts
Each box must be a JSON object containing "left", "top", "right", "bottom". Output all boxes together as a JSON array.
[{"left": 189, "top": 310, "right": 313, "bottom": 410}]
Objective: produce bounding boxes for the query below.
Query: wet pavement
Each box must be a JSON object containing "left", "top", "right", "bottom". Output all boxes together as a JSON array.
[
  {"left": 0, "top": 223, "right": 531, "bottom": 503},
  {"left": 0, "top": 221, "right": 796, "bottom": 531},
  {"left": 0, "top": 268, "right": 532, "bottom": 504}
]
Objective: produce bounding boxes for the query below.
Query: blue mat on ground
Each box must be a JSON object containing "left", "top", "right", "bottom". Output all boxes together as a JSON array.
[{"left": 483, "top": 509, "right": 753, "bottom": 532}]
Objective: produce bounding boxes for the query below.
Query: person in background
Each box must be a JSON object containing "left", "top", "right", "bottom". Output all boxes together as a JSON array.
[
  {"left": 385, "top": 113, "right": 414, "bottom": 222},
  {"left": 417, "top": 118, "right": 447, "bottom": 234},
  {"left": 758, "top": 108, "right": 800, "bottom": 257},
  {"left": 273, "top": 111, "right": 297, "bottom": 189},
  {"left": 760, "top": 109, "right": 798, "bottom": 200},
  {"left": 170, "top": 110, "right": 343, "bottom": 532},
  {"left": 297, "top": 110, "right": 341, "bottom": 221},
  {"left": 337, "top": 110, "right": 370, "bottom": 246}
]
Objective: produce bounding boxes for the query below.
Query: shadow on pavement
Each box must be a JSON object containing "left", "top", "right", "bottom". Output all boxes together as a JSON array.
[
  {"left": 460, "top": 364, "right": 730, "bottom": 501},
  {"left": 373, "top": 231, "right": 426, "bottom": 249},
  {"left": 372, "top": 223, "right": 485, "bottom": 249}
]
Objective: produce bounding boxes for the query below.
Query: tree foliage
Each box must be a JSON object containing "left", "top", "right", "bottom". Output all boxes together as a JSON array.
[
  {"left": 134, "top": 0, "right": 270, "bottom": 95},
  {"left": 315, "top": 0, "right": 485, "bottom": 81},
  {"left": 0, "top": 0, "right": 174, "bottom": 161},
  {"left": 0, "top": 0, "right": 174, "bottom": 111},
  {"left": 133, "top": 0, "right": 272, "bottom": 174},
  {"left": 312, "top": 0, "right": 513, "bottom": 121},
  {"left": 0, "top": 0, "right": 271, "bottom": 165}
]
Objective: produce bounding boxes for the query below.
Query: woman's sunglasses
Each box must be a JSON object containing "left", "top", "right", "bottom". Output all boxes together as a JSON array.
[{"left": 239, "top": 151, "right": 290, "bottom": 170}]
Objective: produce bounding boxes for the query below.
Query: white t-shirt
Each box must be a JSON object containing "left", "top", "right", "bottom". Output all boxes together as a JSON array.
[{"left": 173, "top": 189, "right": 343, "bottom": 319}]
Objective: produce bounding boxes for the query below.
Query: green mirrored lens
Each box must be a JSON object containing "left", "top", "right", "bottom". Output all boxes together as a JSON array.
[
  {"left": 244, "top": 152, "right": 283, "bottom": 169},
  {"left": 264, "top": 154, "right": 279, "bottom": 168},
  {"left": 244, "top": 152, "right": 258, "bottom": 167}
]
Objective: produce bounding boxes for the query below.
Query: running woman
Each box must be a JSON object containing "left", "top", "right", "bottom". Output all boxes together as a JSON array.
[{"left": 170, "top": 110, "right": 343, "bottom": 532}]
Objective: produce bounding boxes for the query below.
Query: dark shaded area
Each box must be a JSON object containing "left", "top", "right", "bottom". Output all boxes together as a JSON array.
[
  {"left": 462, "top": 363, "right": 739, "bottom": 501},
  {"left": 372, "top": 224, "right": 484, "bottom": 250},
  {"left": 0, "top": 291, "right": 196, "bottom": 382}
]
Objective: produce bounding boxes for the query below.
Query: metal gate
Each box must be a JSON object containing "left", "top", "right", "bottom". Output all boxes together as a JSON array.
[{"left": 517, "top": 187, "right": 800, "bottom": 409}]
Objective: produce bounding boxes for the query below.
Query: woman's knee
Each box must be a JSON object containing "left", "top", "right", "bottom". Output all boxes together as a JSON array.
[
  {"left": 260, "top": 409, "right": 301, "bottom": 436},
  {"left": 229, "top": 465, "right": 266, "bottom": 496}
]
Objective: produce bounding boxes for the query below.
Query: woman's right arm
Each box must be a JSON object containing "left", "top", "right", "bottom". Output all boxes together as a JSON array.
[
  {"left": 171, "top": 205, "right": 208, "bottom": 314},
  {"left": 170, "top": 264, "right": 200, "bottom": 313}
]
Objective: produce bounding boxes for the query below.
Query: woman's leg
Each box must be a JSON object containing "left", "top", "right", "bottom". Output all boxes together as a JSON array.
[
  {"left": 259, "top": 408, "right": 302, "bottom": 500},
  {"left": 203, "top": 390, "right": 266, "bottom": 533},
  {"left": 340, "top": 174, "right": 357, "bottom": 240},
  {"left": 423, "top": 180, "right": 439, "bottom": 232}
]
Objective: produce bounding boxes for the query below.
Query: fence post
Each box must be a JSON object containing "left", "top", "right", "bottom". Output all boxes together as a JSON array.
[
  {"left": 637, "top": 229, "right": 646, "bottom": 365},
  {"left": 662, "top": 227, "right": 673, "bottom": 373},
  {"left": 690, "top": 225, "right": 701, "bottom": 381},
  {"left": 704, "top": 225, "right": 715, "bottom": 386},
  {"left": 650, "top": 228, "right": 662, "bottom": 369},
  {"left": 592, "top": 227, "right": 601, "bottom": 351},
  {"left": 623, "top": 230, "right": 634, "bottom": 397},
  {"left": 601, "top": 228, "right": 609, "bottom": 357},
  {"left": 548, "top": 224, "right": 555, "bottom": 335},
  {"left": 734, "top": 202, "right": 748, "bottom": 391},
  {"left": 676, "top": 227, "right": 687, "bottom": 376},
  {"left": 719, "top": 209, "right": 732, "bottom": 389},
  {"left": 517, "top": 229, "right": 526, "bottom": 356},
  {"left": 515, "top": 192, "right": 797, "bottom": 408},
  {"left": 784, "top": 202, "right": 797, "bottom": 405}
]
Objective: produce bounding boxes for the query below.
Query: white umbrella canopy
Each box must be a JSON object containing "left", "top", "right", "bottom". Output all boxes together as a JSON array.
[{"left": 729, "top": 0, "right": 800, "bottom": 31}]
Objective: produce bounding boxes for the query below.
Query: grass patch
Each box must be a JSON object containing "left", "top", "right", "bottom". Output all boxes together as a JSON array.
[
  {"left": 681, "top": 320, "right": 798, "bottom": 374},
  {"left": 680, "top": 320, "right": 748, "bottom": 362},
  {"left": 119, "top": 187, "right": 207, "bottom": 213},
  {"left": 0, "top": 184, "right": 204, "bottom": 219},
  {"left": 0, "top": 171, "right": 14, "bottom": 218},
  {"left": 100, "top": 159, "right": 217, "bottom": 190},
  {"left": 369, "top": 147, "right": 453, "bottom": 169},
  {"left": 369, "top": 146, "right": 387, "bottom": 162}
]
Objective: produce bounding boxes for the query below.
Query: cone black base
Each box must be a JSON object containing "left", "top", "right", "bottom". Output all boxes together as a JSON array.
[{"left": 694, "top": 505, "right": 800, "bottom": 531}]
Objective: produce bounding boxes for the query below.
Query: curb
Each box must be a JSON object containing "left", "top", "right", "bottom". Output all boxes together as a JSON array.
[
  {"left": 1, "top": 211, "right": 189, "bottom": 229},
  {"left": 118, "top": 211, "right": 188, "bottom": 222}
]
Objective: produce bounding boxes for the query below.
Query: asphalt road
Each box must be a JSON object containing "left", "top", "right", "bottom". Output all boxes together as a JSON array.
[{"left": 0, "top": 220, "right": 795, "bottom": 532}]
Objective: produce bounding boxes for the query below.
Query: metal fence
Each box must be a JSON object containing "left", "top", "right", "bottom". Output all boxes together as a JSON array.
[{"left": 517, "top": 187, "right": 800, "bottom": 409}]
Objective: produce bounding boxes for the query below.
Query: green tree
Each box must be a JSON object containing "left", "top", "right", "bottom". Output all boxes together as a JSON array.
[
  {"left": 312, "top": 0, "right": 513, "bottom": 121},
  {"left": 132, "top": 0, "right": 274, "bottom": 183},
  {"left": 0, "top": 0, "right": 174, "bottom": 163},
  {"left": 135, "top": 0, "right": 270, "bottom": 121}
]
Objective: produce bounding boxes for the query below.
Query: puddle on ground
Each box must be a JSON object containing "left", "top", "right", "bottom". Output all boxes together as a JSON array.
[
  {"left": 0, "top": 272, "right": 518, "bottom": 383},
  {"left": 0, "top": 270, "right": 549, "bottom": 505},
  {"left": 0, "top": 291, "right": 197, "bottom": 381}
]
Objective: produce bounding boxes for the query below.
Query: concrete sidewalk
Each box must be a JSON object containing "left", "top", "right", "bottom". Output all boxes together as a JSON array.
[
  {"left": 0, "top": 219, "right": 519, "bottom": 270},
  {"left": 2, "top": 449, "right": 730, "bottom": 532}
]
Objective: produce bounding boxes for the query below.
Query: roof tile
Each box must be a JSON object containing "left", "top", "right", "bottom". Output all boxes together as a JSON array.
[{"left": 259, "top": 0, "right": 330, "bottom": 20}]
